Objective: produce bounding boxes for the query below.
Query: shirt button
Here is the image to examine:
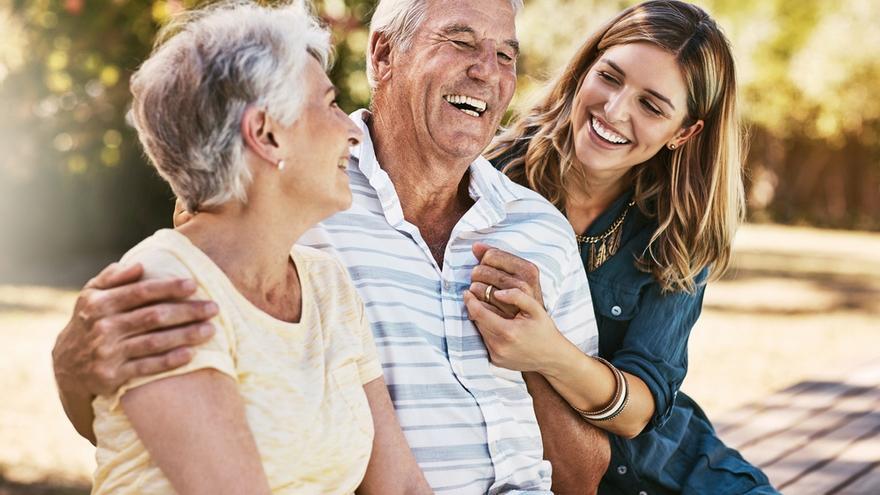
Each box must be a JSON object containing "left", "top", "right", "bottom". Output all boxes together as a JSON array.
[
  {"left": 616, "top": 465, "right": 627, "bottom": 475},
  {"left": 611, "top": 305, "right": 622, "bottom": 316}
]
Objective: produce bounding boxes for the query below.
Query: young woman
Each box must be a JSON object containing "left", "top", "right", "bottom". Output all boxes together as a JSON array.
[
  {"left": 89, "top": 2, "right": 428, "bottom": 494},
  {"left": 466, "top": 1, "right": 778, "bottom": 493}
]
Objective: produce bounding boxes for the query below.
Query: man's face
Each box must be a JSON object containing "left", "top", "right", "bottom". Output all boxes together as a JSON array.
[{"left": 379, "top": 0, "right": 518, "bottom": 162}]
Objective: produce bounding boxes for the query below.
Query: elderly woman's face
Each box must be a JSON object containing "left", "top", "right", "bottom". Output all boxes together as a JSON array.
[
  {"left": 277, "top": 57, "right": 363, "bottom": 214},
  {"left": 569, "top": 42, "right": 701, "bottom": 179}
]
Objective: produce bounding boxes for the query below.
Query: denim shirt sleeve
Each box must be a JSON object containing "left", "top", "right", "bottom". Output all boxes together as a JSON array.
[{"left": 609, "top": 268, "right": 709, "bottom": 431}]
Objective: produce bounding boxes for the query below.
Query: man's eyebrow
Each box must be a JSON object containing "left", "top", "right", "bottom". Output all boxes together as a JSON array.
[
  {"left": 505, "top": 39, "right": 520, "bottom": 55},
  {"left": 440, "top": 24, "right": 476, "bottom": 37},
  {"left": 603, "top": 58, "right": 675, "bottom": 111},
  {"left": 440, "top": 23, "right": 520, "bottom": 56}
]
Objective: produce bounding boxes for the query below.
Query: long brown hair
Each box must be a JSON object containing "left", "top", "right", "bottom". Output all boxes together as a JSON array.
[{"left": 487, "top": 0, "right": 745, "bottom": 293}]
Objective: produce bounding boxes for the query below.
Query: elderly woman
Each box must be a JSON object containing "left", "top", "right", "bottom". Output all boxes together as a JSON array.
[
  {"left": 90, "top": 2, "right": 429, "bottom": 494},
  {"left": 468, "top": 1, "right": 778, "bottom": 493}
]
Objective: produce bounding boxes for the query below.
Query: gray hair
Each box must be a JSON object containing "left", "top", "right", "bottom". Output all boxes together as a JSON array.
[
  {"left": 129, "top": 0, "right": 331, "bottom": 212},
  {"left": 366, "top": 0, "right": 524, "bottom": 88}
]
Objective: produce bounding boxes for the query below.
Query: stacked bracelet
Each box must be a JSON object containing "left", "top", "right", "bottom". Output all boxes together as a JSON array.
[{"left": 574, "top": 356, "right": 629, "bottom": 422}]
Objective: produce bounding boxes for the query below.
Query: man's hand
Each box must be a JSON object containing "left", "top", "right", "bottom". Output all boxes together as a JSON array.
[
  {"left": 52, "top": 261, "right": 218, "bottom": 442},
  {"left": 469, "top": 242, "right": 544, "bottom": 318}
]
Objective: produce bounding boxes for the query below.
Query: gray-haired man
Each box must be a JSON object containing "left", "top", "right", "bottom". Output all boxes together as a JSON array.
[{"left": 53, "top": 0, "right": 609, "bottom": 492}]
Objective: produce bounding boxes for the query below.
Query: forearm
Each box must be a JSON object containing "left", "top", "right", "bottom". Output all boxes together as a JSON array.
[
  {"left": 53, "top": 331, "right": 97, "bottom": 444},
  {"left": 540, "top": 343, "right": 655, "bottom": 439},
  {"left": 526, "top": 372, "right": 609, "bottom": 495},
  {"left": 357, "top": 378, "right": 431, "bottom": 495},
  {"left": 56, "top": 379, "right": 97, "bottom": 444}
]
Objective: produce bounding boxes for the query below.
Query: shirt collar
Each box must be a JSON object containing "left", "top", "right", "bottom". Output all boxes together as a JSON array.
[{"left": 348, "top": 109, "right": 521, "bottom": 229}]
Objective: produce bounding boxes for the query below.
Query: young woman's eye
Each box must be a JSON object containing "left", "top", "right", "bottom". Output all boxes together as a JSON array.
[
  {"left": 641, "top": 99, "right": 663, "bottom": 116},
  {"left": 597, "top": 71, "right": 619, "bottom": 85}
]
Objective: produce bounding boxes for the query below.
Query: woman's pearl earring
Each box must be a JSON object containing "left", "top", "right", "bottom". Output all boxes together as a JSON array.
[{"left": 277, "top": 159, "right": 286, "bottom": 171}]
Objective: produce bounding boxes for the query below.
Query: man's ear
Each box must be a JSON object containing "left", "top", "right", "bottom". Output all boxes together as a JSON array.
[
  {"left": 240, "top": 106, "right": 279, "bottom": 166},
  {"left": 369, "top": 31, "right": 394, "bottom": 84}
]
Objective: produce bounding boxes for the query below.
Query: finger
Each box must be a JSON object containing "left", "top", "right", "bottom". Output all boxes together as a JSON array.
[
  {"left": 463, "top": 292, "right": 510, "bottom": 335},
  {"left": 468, "top": 281, "right": 518, "bottom": 318},
  {"left": 472, "top": 242, "right": 493, "bottom": 262},
  {"left": 121, "top": 322, "right": 216, "bottom": 359},
  {"left": 109, "top": 300, "right": 219, "bottom": 338},
  {"left": 479, "top": 248, "right": 544, "bottom": 307},
  {"left": 472, "top": 264, "right": 533, "bottom": 295},
  {"left": 86, "top": 262, "right": 144, "bottom": 290},
  {"left": 493, "top": 288, "right": 544, "bottom": 317},
  {"left": 480, "top": 246, "right": 530, "bottom": 272},
  {"left": 118, "top": 346, "right": 195, "bottom": 383},
  {"left": 98, "top": 278, "right": 203, "bottom": 315}
]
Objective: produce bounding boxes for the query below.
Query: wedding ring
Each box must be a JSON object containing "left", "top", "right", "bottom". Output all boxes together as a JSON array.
[{"left": 484, "top": 284, "right": 495, "bottom": 303}]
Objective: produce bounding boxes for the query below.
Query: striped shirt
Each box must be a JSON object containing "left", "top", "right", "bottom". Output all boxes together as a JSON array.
[{"left": 299, "top": 110, "right": 598, "bottom": 494}]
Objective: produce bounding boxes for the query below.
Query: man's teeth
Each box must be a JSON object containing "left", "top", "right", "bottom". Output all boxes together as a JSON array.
[
  {"left": 444, "top": 94, "right": 487, "bottom": 117},
  {"left": 591, "top": 117, "right": 630, "bottom": 144}
]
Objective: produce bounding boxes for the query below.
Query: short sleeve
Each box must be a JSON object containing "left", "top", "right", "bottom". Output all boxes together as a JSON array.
[
  {"left": 548, "top": 245, "right": 600, "bottom": 356},
  {"left": 107, "top": 246, "right": 237, "bottom": 412},
  {"left": 611, "top": 268, "right": 709, "bottom": 431}
]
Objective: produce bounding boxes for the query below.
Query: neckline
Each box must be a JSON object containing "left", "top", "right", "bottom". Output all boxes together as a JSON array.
[
  {"left": 160, "top": 229, "right": 310, "bottom": 328},
  {"left": 580, "top": 189, "right": 636, "bottom": 237}
]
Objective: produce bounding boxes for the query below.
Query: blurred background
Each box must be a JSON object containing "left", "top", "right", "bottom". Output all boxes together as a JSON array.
[{"left": 0, "top": 0, "right": 877, "bottom": 493}]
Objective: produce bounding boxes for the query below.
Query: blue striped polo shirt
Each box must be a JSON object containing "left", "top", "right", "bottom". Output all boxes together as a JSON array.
[{"left": 299, "top": 110, "right": 598, "bottom": 494}]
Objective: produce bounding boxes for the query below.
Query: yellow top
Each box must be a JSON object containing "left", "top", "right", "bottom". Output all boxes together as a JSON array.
[{"left": 91, "top": 229, "right": 382, "bottom": 494}]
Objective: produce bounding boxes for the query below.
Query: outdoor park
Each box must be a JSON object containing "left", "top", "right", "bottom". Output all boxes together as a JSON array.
[{"left": 1, "top": 0, "right": 878, "bottom": 494}]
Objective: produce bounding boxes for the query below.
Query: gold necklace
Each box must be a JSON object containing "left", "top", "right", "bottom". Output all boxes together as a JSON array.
[{"left": 575, "top": 201, "right": 635, "bottom": 272}]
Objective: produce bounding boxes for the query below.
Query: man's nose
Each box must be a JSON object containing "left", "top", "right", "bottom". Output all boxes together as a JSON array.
[{"left": 466, "top": 41, "right": 501, "bottom": 85}]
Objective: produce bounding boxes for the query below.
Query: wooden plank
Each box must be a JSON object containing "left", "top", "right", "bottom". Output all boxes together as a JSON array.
[
  {"left": 781, "top": 423, "right": 880, "bottom": 494},
  {"left": 766, "top": 411, "right": 880, "bottom": 490},
  {"left": 836, "top": 463, "right": 880, "bottom": 494},
  {"left": 714, "top": 380, "right": 817, "bottom": 436},
  {"left": 716, "top": 357, "right": 880, "bottom": 444},
  {"left": 737, "top": 385, "right": 880, "bottom": 468},
  {"left": 719, "top": 381, "right": 855, "bottom": 450}
]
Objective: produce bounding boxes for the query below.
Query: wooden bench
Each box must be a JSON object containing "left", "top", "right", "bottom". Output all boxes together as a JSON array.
[{"left": 715, "top": 358, "right": 880, "bottom": 494}]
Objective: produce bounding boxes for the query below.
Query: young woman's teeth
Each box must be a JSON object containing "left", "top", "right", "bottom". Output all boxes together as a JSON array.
[
  {"left": 591, "top": 117, "right": 630, "bottom": 144},
  {"left": 444, "top": 94, "right": 487, "bottom": 117}
]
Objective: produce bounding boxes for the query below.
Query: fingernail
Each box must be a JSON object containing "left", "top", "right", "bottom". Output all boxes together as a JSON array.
[
  {"left": 199, "top": 324, "right": 215, "bottom": 337},
  {"left": 204, "top": 302, "right": 219, "bottom": 314},
  {"left": 180, "top": 279, "right": 196, "bottom": 291}
]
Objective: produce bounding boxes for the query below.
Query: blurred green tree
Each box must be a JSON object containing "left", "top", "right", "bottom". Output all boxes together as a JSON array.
[{"left": 0, "top": 0, "right": 878, "bottom": 283}]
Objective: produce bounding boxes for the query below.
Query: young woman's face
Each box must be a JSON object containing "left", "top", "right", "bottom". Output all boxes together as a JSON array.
[{"left": 570, "top": 42, "right": 702, "bottom": 179}]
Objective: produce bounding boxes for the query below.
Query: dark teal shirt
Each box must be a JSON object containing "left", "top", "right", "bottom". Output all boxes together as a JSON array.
[
  {"left": 582, "top": 190, "right": 707, "bottom": 432},
  {"left": 491, "top": 154, "right": 776, "bottom": 493}
]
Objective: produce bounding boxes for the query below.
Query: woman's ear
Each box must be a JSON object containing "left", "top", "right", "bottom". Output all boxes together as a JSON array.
[
  {"left": 240, "top": 106, "right": 279, "bottom": 166},
  {"left": 369, "top": 31, "right": 394, "bottom": 85},
  {"left": 669, "top": 119, "right": 704, "bottom": 149}
]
